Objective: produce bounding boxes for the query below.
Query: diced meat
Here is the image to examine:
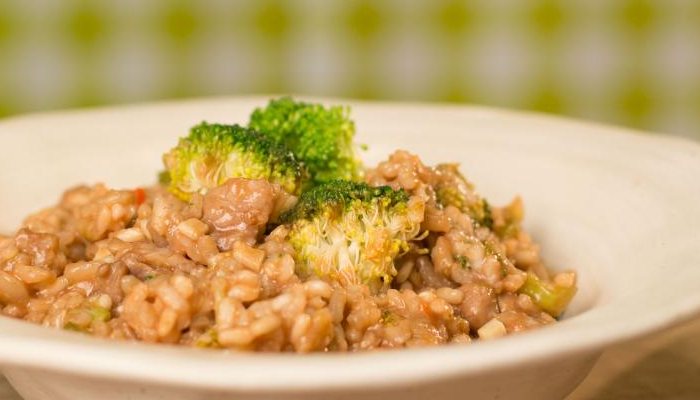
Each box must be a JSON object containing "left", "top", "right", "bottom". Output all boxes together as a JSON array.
[
  {"left": 202, "top": 178, "right": 276, "bottom": 250},
  {"left": 458, "top": 281, "right": 498, "bottom": 330},
  {"left": 14, "top": 229, "right": 64, "bottom": 271}
]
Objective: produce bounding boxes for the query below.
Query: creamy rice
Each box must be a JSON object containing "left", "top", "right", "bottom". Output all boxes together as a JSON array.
[{"left": 0, "top": 150, "right": 576, "bottom": 352}]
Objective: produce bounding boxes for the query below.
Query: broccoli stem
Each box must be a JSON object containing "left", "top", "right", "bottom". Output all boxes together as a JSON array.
[{"left": 518, "top": 273, "right": 576, "bottom": 317}]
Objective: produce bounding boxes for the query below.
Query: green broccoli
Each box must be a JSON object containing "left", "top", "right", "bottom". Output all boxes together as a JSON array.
[
  {"left": 280, "top": 180, "right": 424, "bottom": 291},
  {"left": 249, "top": 97, "right": 363, "bottom": 186},
  {"left": 519, "top": 272, "right": 577, "bottom": 318},
  {"left": 434, "top": 163, "right": 493, "bottom": 228},
  {"left": 162, "top": 122, "right": 305, "bottom": 201}
]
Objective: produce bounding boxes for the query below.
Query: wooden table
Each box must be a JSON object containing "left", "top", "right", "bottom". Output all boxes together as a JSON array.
[
  {"left": 2, "top": 317, "right": 700, "bottom": 399},
  {"left": 568, "top": 316, "right": 700, "bottom": 400}
]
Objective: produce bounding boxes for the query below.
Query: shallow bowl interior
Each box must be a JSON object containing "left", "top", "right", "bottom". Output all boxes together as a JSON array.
[{"left": 0, "top": 97, "right": 699, "bottom": 395}]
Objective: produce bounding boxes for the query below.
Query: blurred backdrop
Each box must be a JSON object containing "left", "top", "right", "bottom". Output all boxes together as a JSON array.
[{"left": 0, "top": 0, "right": 698, "bottom": 139}]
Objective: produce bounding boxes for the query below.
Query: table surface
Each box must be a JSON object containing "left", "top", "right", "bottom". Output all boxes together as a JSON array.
[{"left": 2, "top": 317, "right": 699, "bottom": 400}]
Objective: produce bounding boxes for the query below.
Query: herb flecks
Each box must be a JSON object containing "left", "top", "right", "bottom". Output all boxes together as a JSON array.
[
  {"left": 381, "top": 310, "right": 399, "bottom": 326},
  {"left": 455, "top": 255, "right": 471, "bottom": 270}
]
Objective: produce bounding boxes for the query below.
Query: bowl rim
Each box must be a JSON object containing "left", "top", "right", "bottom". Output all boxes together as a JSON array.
[{"left": 1, "top": 96, "right": 699, "bottom": 392}]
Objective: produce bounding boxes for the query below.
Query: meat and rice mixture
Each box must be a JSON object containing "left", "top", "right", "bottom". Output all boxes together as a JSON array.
[{"left": 0, "top": 98, "right": 576, "bottom": 352}]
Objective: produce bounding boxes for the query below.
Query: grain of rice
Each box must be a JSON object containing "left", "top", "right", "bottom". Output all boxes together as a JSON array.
[
  {"left": 233, "top": 241, "right": 265, "bottom": 272},
  {"left": 219, "top": 328, "right": 254, "bottom": 346},
  {"left": 156, "top": 284, "right": 188, "bottom": 311},
  {"left": 215, "top": 297, "right": 241, "bottom": 329},
  {"left": 111, "top": 203, "right": 126, "bottom": 220},
  {"left": 554, "top": 271, "right": 576, "bottom": 287},
  {"left": 95, "top": 293, "right": 113, "bottom": 309},
  {"left": 195, "top": 236, "right": 219, "bottom": 265},
  {"left": 170, "top": 275, "right": 194, "bottom": 298},
  {"left": 177, "top": 219, "right": 208, "bottom": 241},
  {"left": 290, "top": 314, "right": 311, "bottom": 344},
  {"left": 514, "top": 248, "right": 539, "bottom": 266},
  {"left": 157, "top": 308, "right": 178, "bottom": 337},
  {"left": 39, "top": 276, "right": 69, "bottom": 297},
  {"left": 93, "top": 247, "right": 115, "bottom": 263},
  {"left": 250, "top": 315, "right": 281, "bottom": 337},
  {"left": 304, "top": 280, "right": 332, "bottom": 299},
  {"left": 308, "top": 296, "right": 326, "bottom": 309},
  {"left": 0, "top": 243, "right": 19, "bottom": 262},
  {"left": 138, "top": 220, "right": 153, "bottom": 241},
  {"left": 228, "top": 285, "right": 260, "bottom": 303},
  {"left": 115, "top": 228, "right": 145, "bottom": 243},
  {"left": 395, "top": 260, "right": 414, "bottom": 283},
  {"left": 13, "top": 264, "right": 55, "bottom": 285},
  {"left": 120, "top": 275, "right": 141, "bottom": 295},
  {"left": 0, "top": 270, "right": 29, "bottom": 305},
  {"left": 64, "top": 262, "right": 101, "bottom": 284},
  {"left": 451, "top": 334, "right": 472, "bottom": 344},
  {"left": 429, "top": 298, "right": 452, "bottom": 316},
  {"left": 436, "top": 287, "right": 464, "bottom": 304},
  {"left": 328, "top": 290, "right": 346, "bottom": 323}
]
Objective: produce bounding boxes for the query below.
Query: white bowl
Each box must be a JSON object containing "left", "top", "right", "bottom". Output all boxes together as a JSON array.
[{"left": 1, "top": 97, "right": 699, "bottom": 400}]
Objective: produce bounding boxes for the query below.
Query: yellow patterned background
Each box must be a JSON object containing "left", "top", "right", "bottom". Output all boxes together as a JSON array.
[{"left": 0, "top": 0, "right": 698, "bottom": 139}]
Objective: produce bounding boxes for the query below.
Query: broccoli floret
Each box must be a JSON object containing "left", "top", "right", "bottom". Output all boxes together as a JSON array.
[
  {"left": 434, "top": 163, "right": 493, "bottom": 228},
  {"left": 249, "top": 97, "right": 363, "bottom": 186},
  {"left": 280, "top": 180, "right": 424, "bottom": 291},
  {"left": 162, "top": 122, "right": 305, "bottom": 201}
]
